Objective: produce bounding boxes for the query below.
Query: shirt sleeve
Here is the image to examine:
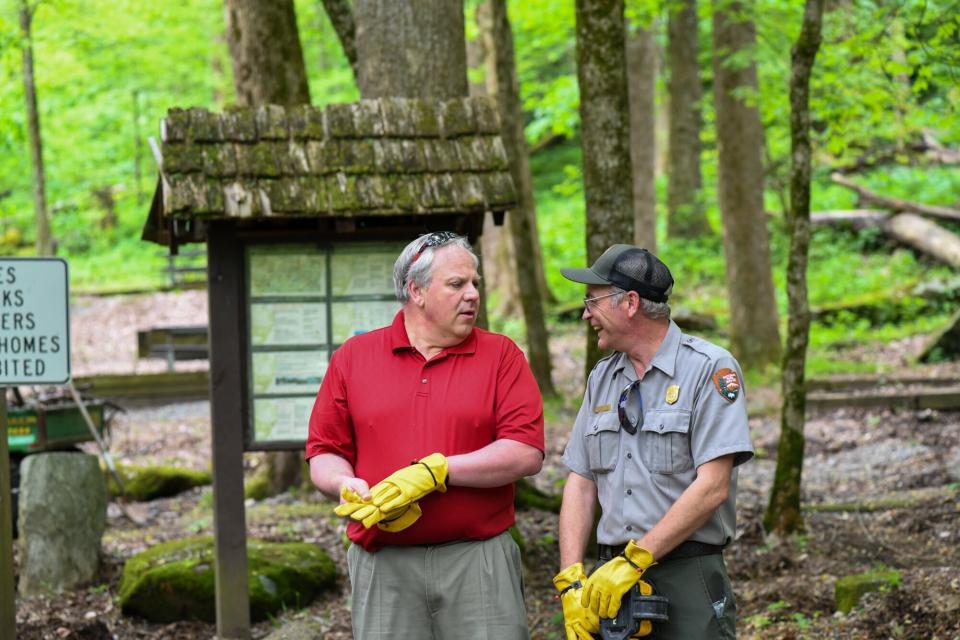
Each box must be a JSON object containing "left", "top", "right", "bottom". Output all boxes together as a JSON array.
[
  {"left": 690, "top": 355, "right": 754, "bottom": 468},
  {"left": 493, "top": 343, "right": 545, "bottom": 453},
  {"left": 561, "top": 378, "right": 595, "bottom": 479},
  {"left": 304, "top": 347, "right": 356, "bottom": 464}
]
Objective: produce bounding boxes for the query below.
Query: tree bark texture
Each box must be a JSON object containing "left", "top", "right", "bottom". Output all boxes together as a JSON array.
[
  {"left": 626, "top": 19, "right": 657, "bottom": 252},
  {"left": 666, "top": 0, "right": 707, "bottom": 239},
  {"left": 487, "top": 0, "right": 555, "bottom": 395},
  {"left": 764, "top": 0, "right": 823, "bottom": 536},
  {"left": 472, "top": 5, "right": 520, "bottom": 319},
  {"left": 223, "top": 0, "right": 311, "bottom": 496},
  {"left": 321, "top": 0, "right": 359, "bottom": 81},
  {"left": 575, "top": 0, "right": 634, "bottom": 377},
  {"left": 20, "top": 1, "right": 53, "bottom": 256},
  {"left": 224, "top": 0, "right": 311, "bottom": 107},
  {"left": 355, "top": 0, "right": 468, "bottom": 99},
  {"left": 712, "top": 0, "right": 781, "bottom": 369}
]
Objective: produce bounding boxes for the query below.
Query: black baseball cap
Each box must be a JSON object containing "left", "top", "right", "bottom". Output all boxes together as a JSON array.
[{"left": 560, "top": 244, "right": 673, "bottom": 303}]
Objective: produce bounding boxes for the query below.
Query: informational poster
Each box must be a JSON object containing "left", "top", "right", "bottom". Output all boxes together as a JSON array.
[{"left": 246, "top": 242, "right": 404, "bottom": 447}]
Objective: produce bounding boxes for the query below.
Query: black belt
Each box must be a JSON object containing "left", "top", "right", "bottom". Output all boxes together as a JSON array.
[{"left": 598, "top": 540, "right": 724, "bottom": 563}]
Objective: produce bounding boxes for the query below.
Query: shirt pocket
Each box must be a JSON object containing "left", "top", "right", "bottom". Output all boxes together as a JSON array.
[
  {"left": 584, "top": 411, "right": 621, "bottom": 473},
  {"left": 640, "top": 410, "right": 693, "bottom": 474}
]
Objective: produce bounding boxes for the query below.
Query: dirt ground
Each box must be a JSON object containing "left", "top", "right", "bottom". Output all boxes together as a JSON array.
[{"left": 11, "top": 292, "right": 960, "bottom": 639}]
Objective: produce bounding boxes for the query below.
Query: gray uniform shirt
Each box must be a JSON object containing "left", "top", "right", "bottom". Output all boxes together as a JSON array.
[{"left": 562, "top": 320, "right": 754, "bottom": 547}]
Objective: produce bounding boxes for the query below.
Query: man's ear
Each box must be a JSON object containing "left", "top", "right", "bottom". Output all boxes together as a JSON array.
[
  {"left": 625, "top": 291, "right": 641, "bottom": 317},
  {"left": 408, "top": 280, "right": 426, "bottom": 306}
]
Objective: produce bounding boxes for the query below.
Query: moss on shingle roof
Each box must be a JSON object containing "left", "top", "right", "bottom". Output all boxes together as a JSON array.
[{"left": 152, "top": 97, "right": 515, "bottom": 221}]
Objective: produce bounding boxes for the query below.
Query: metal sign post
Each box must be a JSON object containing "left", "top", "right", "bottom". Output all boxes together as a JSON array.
[{"left": 0, "top": 257, "right": 71, "bottom": 637}]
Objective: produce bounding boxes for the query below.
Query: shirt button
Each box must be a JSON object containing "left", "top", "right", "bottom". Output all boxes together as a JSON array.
[
  {"left": 421, "top": 378, "right": 428, "bottom": 384},
  {"left": 626, "top": 489, "right": 632, "bottom": 495},
  {"left": 626, "top": 525, "right": 633, "bottom": 531},
  {"left": 626, "top": 453, "right": 632, "bottom": 459}
]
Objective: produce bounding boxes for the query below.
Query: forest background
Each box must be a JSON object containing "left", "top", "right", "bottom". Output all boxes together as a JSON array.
[
  {"left": 2, "top": 0, "right": 960, "bottom": 383},
  {"left": 1, "top": 0, "right": 959, "bottom": 380}
]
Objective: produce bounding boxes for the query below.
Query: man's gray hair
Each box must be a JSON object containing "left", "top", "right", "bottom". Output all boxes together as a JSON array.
[
  {"left": 611, "top": 287, "right": 672, "bottom": 321},
  {"left": 393, "top": 232, "right": 478, "bottom": 303}
]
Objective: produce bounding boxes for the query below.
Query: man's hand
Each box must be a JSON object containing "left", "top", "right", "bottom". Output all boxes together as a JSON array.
[
  {"left": 369, "top": 453, "right": 448, "bottom": 513},
  {"left": 333, "top": 486, "right": 423, "bottom": 531},
  {"left": 581, "top": 541, "right": 655, "bottom": 619},
  {"left": 553, "top": 562, "right": 599, "bottom": 640}
]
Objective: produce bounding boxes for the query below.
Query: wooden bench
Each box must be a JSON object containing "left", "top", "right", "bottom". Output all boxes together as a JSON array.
[{"left": 136, "top": 325, "right": 209, "bottom": 371}]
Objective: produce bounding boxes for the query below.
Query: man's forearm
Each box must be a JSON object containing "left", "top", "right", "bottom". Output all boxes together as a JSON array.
[
  {"left": 445, "top": 438, "right": 543, "bottom": 487},
  {"left": 308, "top": 453, "right": 359, "bottom": 500},
  {"left": 558, "top": 472, "right": 597, "bottom": 568}
]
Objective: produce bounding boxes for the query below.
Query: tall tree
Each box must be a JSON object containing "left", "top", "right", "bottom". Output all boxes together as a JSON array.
[
  {"left": 224, "top": 0, "right": 311, "bottom": 497},
  {"left": 19, "top": 0, "right": 53, "bottom": 256},
  {"left": 666, "top": 0, "right": 708, "bottom": 239},
  {"left": 575, "top": 0, "right": 634, "bottom": 375},
  {"left": 712, "top": 0, "right": 781, "bottom": 369},
  {"left": 626, "top": 17, "right": 657, "bottom": 252},
  {"left": 355, "top": 0, "right": 468, "bottom": 99},
  {"left": 764, "top": 0, "right": 823, "bottom": 536},
  {"left": 224, "top": 0, "right": 310, "bottom": 107},
  {"left": 486, "top": 0, "right": 555, "bottom": 395}
]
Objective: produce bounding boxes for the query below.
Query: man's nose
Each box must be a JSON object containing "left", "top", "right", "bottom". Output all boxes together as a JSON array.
[
  {"left": 464, "top": 282, "right": 480, "bottom": 300},
  {"left": 581, "top": 305, "right": 592, "bottom": 320}
]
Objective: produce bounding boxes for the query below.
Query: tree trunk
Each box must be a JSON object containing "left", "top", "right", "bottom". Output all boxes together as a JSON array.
[
  {"left": 666, "top": 0, "right": 707, "bottom": 239},
  {"left": 224, "top": 0, "right": 311, "bottom": 496},
  {"left": 575, "top": 0, "right": 634, "bottom": 377},
  {"left": 712, "top": 0, "right": 781, "bottom": 369},
  {"left": 486, "top": 0, "right": 555, "bottom": 395},
  {"left": 19, "top": 1, "right": 53, "bottom": 256},
  {"left": 764, "top": 0, "right": 823, "bottom": 536},
  {"left": 474, "top": 2, "right": 520, "bottom": 319},
  {"left": 626, "top": 19, "right": 657, "bottom": 252},
  {"left": 321, "top": 0, "right": 358, "bottom": 82},
  {"left": 223, "top": 0, "right": 311, "bottom": 107},
  {"left": 355, "top": 0, "right": 468, "bottom": 99}
]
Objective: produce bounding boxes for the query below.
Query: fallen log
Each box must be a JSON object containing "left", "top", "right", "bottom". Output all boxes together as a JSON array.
[
  {"left": 918, "top": 308, "right": 960, "bottom": 363},
  {"left": 883, "top": 212, "right": 960, "bottom": 268},
  {"left": 830, "top": 172, "right": 960, "bottom": 222},
  {"left": 810, "top": 209, "right": 890, "bottom": 228}
]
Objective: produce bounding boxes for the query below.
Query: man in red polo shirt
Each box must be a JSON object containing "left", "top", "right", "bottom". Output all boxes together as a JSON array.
[{"left": 306, "top": 231, "right": 545, "bottom": 639}]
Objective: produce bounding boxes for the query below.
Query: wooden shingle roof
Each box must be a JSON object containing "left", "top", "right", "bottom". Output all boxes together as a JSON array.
[{"left": 145, "top": 97, "right": 516, "bottom": 242}]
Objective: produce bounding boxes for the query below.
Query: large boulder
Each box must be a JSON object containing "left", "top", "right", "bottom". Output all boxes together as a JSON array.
[
  {"left": 18, "top": 452, "right": 107, "bottom": 595},
  {"left": 119, "top": 536, "right": 337, "bottom": 623}
]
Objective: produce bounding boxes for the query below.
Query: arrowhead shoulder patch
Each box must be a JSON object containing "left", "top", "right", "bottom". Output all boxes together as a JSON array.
[{"left": 712, "top": 368, "right": 741, "bottom": 403}]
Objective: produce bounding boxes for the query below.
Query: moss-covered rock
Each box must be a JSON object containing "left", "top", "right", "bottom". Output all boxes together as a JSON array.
[
  {"left": 514, "top": 478, "right": 561, "bottom": 513},
  {"left": 108, "top": 464, "right": 211, "bottom": 501},
  {"left": 835, "top": 568, "right": 901, "bottom": 613},
  {"left": 119, "top": 536, "right": 337, "bottom": 623}
]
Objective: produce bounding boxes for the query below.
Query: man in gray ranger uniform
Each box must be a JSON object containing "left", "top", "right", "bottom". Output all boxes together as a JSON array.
[{"left": 552, "top": 245, "right": 754, "bottom": 639}]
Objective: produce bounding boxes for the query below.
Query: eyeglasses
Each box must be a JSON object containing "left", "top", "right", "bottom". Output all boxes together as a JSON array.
[
  {"left": 416, "top": 231, "right": 460, "bottom": 257},
  {"left": 617, "top": 380, "right": 643, "bottom": 435},
  {"left": 583, "top": 291, "right": 621, "bottom": 311}
]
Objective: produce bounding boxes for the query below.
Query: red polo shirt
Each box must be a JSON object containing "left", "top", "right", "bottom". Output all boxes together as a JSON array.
[{"left": 305, "top": 311, "right": 544, "bottom": 551}]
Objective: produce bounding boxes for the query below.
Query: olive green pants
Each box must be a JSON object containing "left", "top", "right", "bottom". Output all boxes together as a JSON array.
[
  {"left": 594, "top": 553, "right": 737, "bottom": 639},
  {"left": 346, "top": 531, "right": 529, "bottom": 640}
]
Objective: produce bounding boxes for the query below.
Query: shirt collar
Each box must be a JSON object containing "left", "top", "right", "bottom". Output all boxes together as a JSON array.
[
  {"left": 611, "top": 319, "right": 682, "bottom": 380},
  {"left": 389, "top": 310, "right": 477, "bottom": 356}
]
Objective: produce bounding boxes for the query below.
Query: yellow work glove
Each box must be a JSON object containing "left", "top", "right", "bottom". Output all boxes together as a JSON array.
[
  {"left": 553, "top": 562, "right": 600, "bottom": 640},
  {"left": 581, "top": 541, "right": 655, "bottom": 619},
  {"left": 376, "top": 502, "right": 422, "bottom": 532},
  {"left": 334, "top": 487, "right": 423, "bottom": 531},
  {"left": 369, "top": 453, "right": 448, "bottom": 513}
]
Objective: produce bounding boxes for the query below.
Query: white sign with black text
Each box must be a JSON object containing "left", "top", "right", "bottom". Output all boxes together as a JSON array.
[{"left": 0, "top": 258, "right": 70, "bottom": 384}]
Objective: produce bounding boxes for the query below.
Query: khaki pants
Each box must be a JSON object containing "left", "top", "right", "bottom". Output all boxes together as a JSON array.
[{"left": 347, "top": 531, "right": 529, "bottom": 640}]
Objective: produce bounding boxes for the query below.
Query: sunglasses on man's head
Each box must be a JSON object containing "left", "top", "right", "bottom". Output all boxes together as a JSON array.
[
  {"left": 618, "top": 379, "right": 643, "bottom": 435},
  {"left": 416, "top": 231, "right": 460, "bottom": 256}
]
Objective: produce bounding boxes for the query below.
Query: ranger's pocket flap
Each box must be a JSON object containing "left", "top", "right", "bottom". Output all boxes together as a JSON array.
[
  {"left": 640, "top": 410, "right": 691, "bottom": 435},
  {"left": 588, "top": 411, "right": 621, "bottom": 435}
]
